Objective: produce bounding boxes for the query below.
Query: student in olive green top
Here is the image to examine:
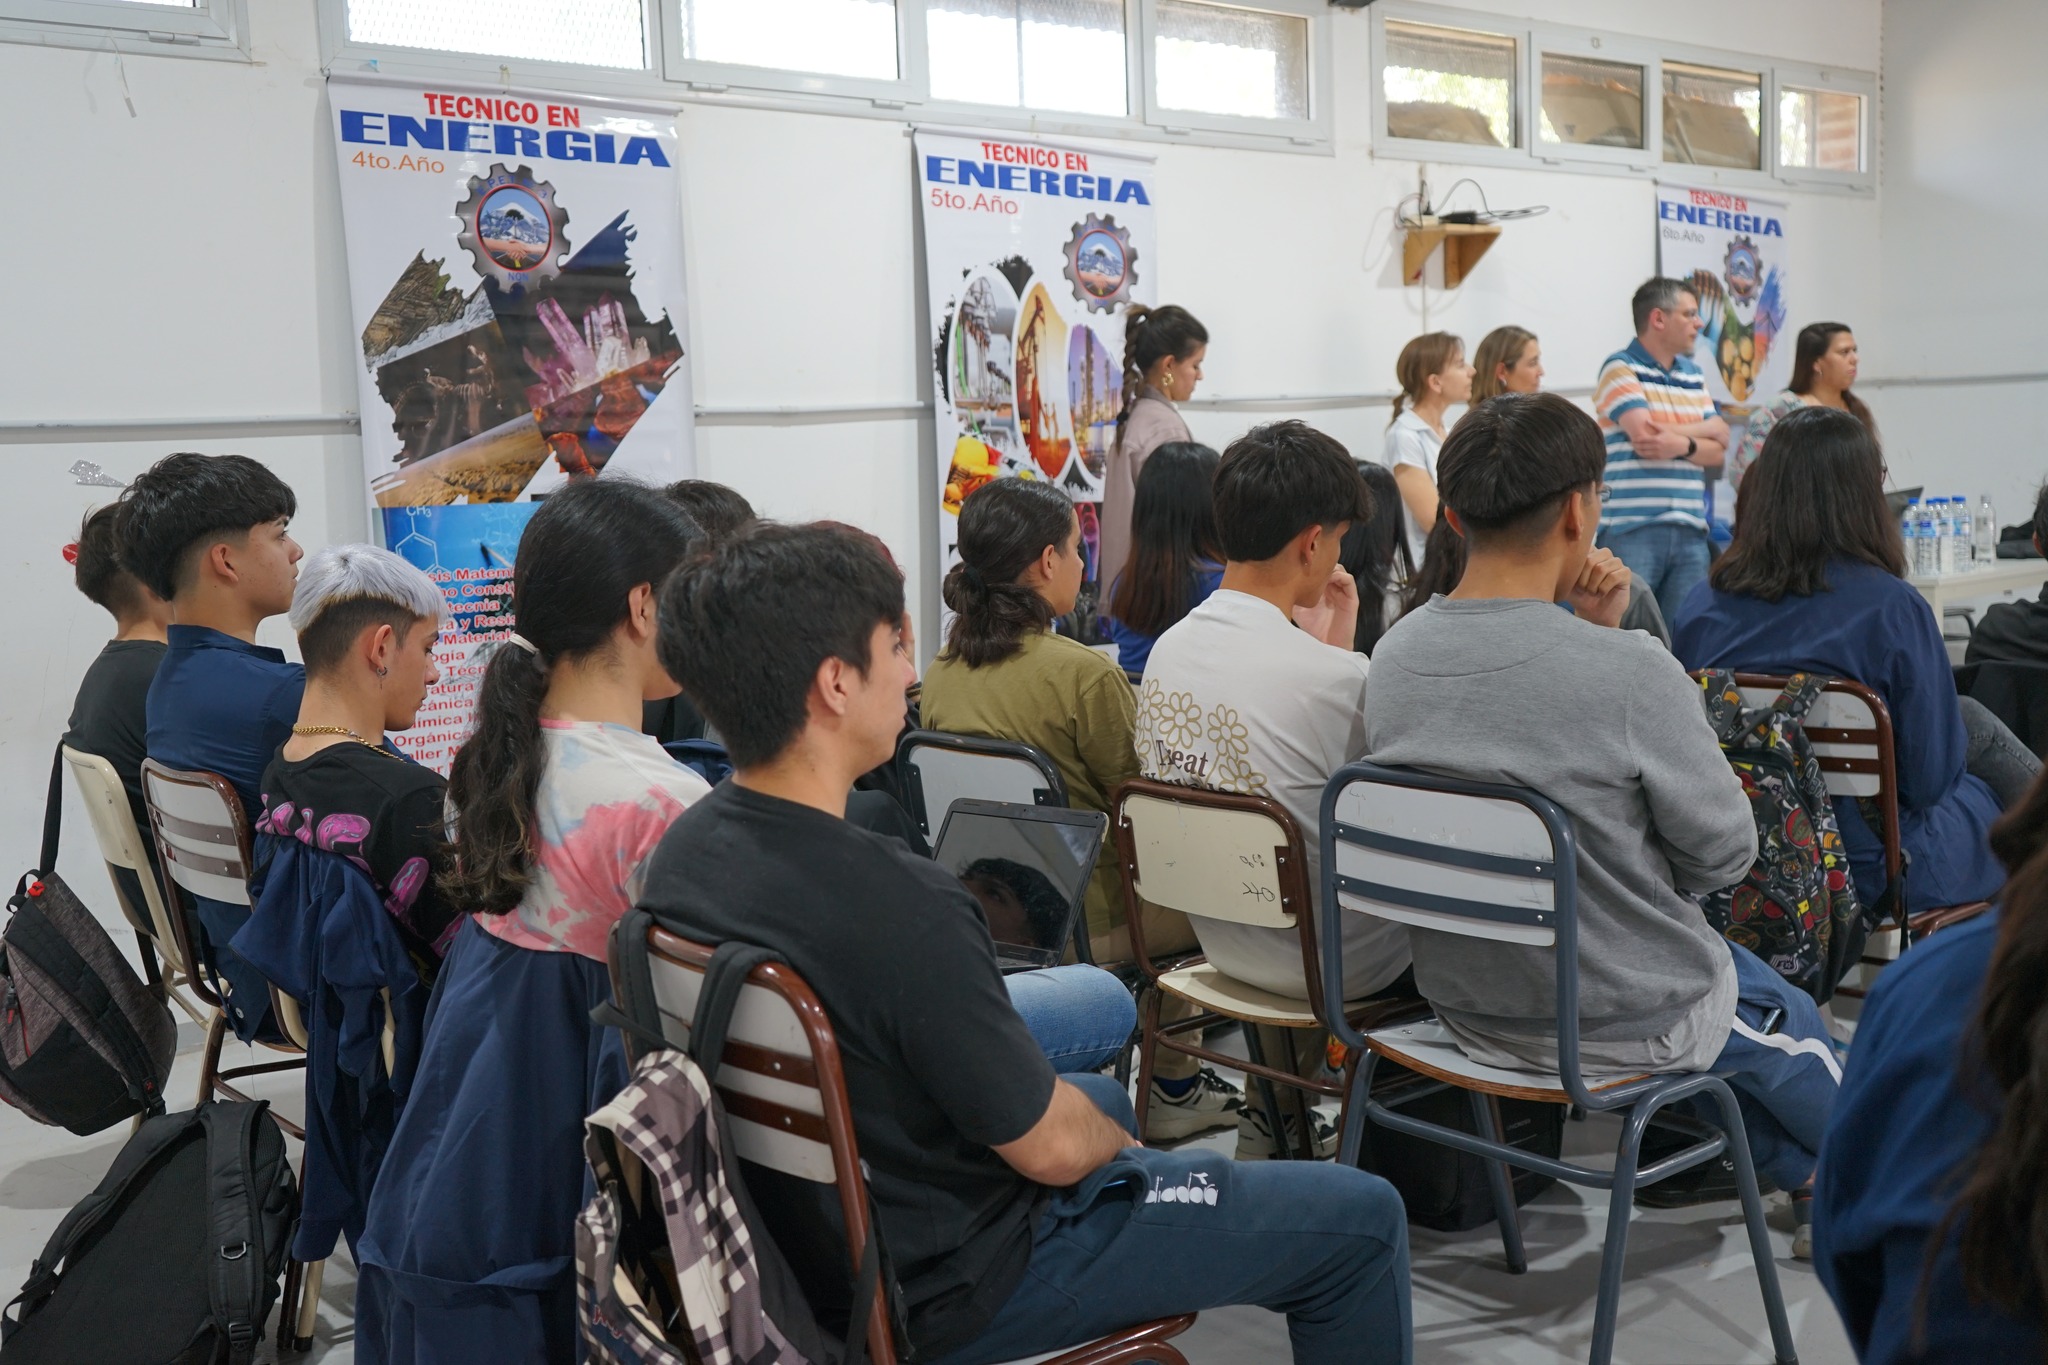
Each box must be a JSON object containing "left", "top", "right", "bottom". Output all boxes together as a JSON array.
[{"left": 922, "top": 479, "right": 1246, "bottom": 1144}]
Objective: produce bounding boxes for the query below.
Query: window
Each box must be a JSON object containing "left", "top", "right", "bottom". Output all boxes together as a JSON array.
[
  {"left": 1, "top": 0, "right": 249, "bottom": 55},
  {"left": 1780, "top": 84, "right": 1864, "bottom": 173},
  {"left": 1539, "top": 51, "right": 1644, "bottom": 151},
  {"left": 1663, "top": 61, "right": 1760, "bottom": 169},
  {"left": 1380, "top": 19, "right": 1513, "bottom": 148},
  {"left": 346, "top": 0, "right": 649, "bottom": 69},
  {"left": 680, "top": 0, "right": 898, "bottom": 80},
  {"left": 1154, "top": 1, "right": 1308, "bottom": 121},
  {"left": 927, "top": 0, "right": 1128, "bottom": 116}
]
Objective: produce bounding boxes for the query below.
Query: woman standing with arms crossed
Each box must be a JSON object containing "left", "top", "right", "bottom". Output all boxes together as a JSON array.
[
  {"left": 1098, "top": 304, "right": 1208, "bottom": 597},
  {"left": 1381, "top": 332, "right": 1474, "bottom": 567},
  {"left": 1729, "top": 322, "right": 1874, "bottom": 490}
]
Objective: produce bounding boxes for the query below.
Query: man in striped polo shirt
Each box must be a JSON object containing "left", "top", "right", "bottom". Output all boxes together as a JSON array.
[{"left": 1594, "top": 277, "right": 1732, "bottom": 620}]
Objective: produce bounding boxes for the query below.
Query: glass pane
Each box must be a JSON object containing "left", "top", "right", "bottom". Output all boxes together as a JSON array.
[
  {"left": 1780, "top": 86, "right": 1864, "bottom": 172},
  {"left": 1156, "top": 1, "right": 1309, "bottom": 121},
  {"left": 682, "top": 0, "right": 898, "bottom": 80},
  {"left": 1663, "top": 61, "right": 1760, "bottom": 168},
  {"left": 347, "top": 0, "right": 648, "bottom": 69},
  {"left": 121, "top": 1, "right": 197, "bottom": 6},
  {"left": 928, "top": 0, "right": 1128, "bottom": 117},
  {"left": 1382, "top": 19, "right": 1513, "bottom": 148},
  {"left": 1539, "top": 52, "right": 1644, "bottom": 149}
]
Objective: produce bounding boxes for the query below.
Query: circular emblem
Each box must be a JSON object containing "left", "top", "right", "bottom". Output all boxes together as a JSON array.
[
  {"left": 456, "top": 164, "right": 570, "bottom": 292},
  {"left": 1723, "top": 237, "right": 1762, "bottom": 307},
  {"left": 1062, "top": 214, "right": 1137, "bottom": 313}
]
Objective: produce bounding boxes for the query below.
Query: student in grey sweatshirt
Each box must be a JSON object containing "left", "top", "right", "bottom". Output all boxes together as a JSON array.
[{"left": 1364, "top": 392, "right": 1840, "bottom": 1256}]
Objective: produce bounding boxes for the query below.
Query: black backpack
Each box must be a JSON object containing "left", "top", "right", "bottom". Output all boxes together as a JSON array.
[
  {"left": 0, "top": 748, "right": 177, "bottom": 1134},
  {"left": 1357, "top": 1062, "right": 1565, "bottom": 1232},
  {"left": 0, "top": 1100, "right": 297, "bottom": 1365}
]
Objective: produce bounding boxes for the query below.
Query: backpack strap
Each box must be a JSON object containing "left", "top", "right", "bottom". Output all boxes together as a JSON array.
[
  {"left": 1773, "top": 672, "right": 1831, "bottom": 724},
  {"left": 1, "top": 898, "right": 165, "bottom": 1117},
  {"left": 591, "top": 908, "right": 674, "bottom": 1057},
  {"left": 202, "top": 1102, "right": 270, "bottom": 1365},
  {"left": 37, "top": 744, "right": 62, "bottom": 880}
]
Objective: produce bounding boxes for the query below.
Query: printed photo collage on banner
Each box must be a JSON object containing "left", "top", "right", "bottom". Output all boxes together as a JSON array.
[
  {"left": 916, "top": 131, "right": 1158, "bottom": 640},
  {"left": 328, "top": 79, "right": 695, "bottom": 768}
]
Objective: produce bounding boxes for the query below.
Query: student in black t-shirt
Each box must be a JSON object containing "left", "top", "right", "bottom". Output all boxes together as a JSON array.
[
  {"left": 1969, "top": 485, "right": 2048, "bottom": 666},
  {"left": 641, "top": 522, "right": 1412, "bottom": 1365},
  {"left": 62, "top": 503, "right": 174, "bottom": 920},
  {"left": 257, "top": 544, "right": 460, "bottom": 976}
]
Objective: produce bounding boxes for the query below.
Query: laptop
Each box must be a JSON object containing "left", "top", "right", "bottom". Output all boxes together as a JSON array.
[
  {"left": 932, "top": 799, "right": 1107, "bottom": 973},
  {"left": 1885, "top": 486, "right": 1924, "bottom": 519}
]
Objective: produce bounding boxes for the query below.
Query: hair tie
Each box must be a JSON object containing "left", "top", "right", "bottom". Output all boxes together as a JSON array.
[
  {"left": 61, "top": 543, "right": 79, "bottom": 566},
  {"left": 506, "top": 632, "right": 540, "bottom": 657},
  {"left": 960, "top": 564, "right": 987, "bottom": 592}
]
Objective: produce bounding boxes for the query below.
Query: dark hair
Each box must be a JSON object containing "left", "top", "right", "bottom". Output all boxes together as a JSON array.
[
  {"left": 444, "top": 480, "right": 700, "bottom": 913},
  {"left": 1436, "top": 393, "right": 1607, "bottom": 543},
  {"left": 1117, "top": 304, "right": 1207, "bottom": 436},
  {"left": 1108, "top": 442, "right": 1220, "bottom": 636},
  {"left": 1711, "top": 405, "right": 1903, "bottom": 601},
  {"left": 1340, "top": 462, "right": 1413, "bottom": 652},
  {"left": 1632, "top": 276, "right": 1697, "bottom": 334},
  {"left": 1470, "top": 326, "right": 1538, "bottom": 403},
  {"left": 114, "top": 452, "right": 297, "bottom": 601},
  {"left": 960, "top": 857, "right": 1068, "bottom": 947},
  {"left": 2032, "top": 483, "right": 2048, "bottom": 554},
  {"left": 73, "top": 504, "right": 149, "bottom": 620},
  {"left": 941, "top": 479, "right": 1076, "bottom": 668},
  {"left": 1401, "top": 517, "right": 1467, "bottom": 618},
  {"left": 298, "top": 599, "right": 426, "bottom": 677},
  {"left": 1212, "top": 421, "right": 1370, "bottom": 563},
  {"left": 663, "top": 479, "right": 757, "bottom": 543},
  {"left": 1390, "top": 332, "right": 1464, "bottom": 422},
  {"left": 1934, "top": 769, "right": 2048, "bottom": 1336},
  {"left": 1788, "top": 322, "right": 1877, "bottom": 435},
  {"left": 659, "top": 522, "right": 905, "bottom": 769}
]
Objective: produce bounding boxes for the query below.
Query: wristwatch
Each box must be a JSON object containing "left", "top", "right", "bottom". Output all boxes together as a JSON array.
[{"left": 1685, "top": 436, "right": 1698, "bottom": 459}]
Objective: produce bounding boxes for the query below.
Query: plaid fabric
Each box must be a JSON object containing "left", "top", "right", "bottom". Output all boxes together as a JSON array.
[{"left": 577, "top": 1048, "right": 810, "bottom": 1365}]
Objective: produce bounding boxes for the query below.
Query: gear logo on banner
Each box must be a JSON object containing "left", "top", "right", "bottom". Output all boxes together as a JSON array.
[
  {"left": 1062, "top": 214, "right": 1136, "bottom": 312},
  {"left": 456, "top": 164, "right": 570, "bottom": 291}
]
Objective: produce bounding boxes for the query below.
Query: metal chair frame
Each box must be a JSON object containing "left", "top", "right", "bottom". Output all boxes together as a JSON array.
[
  {"left": 618, "top": 922, "right": 1195, "bottom": 1365},
  {"left": 1320, "top": 761, "right": 1797, "bottom": 1365}
]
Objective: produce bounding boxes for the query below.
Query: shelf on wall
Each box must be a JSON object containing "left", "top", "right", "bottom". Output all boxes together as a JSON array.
[{"left": 1402, "top": 223, "right": 1502, "bottom": 287}]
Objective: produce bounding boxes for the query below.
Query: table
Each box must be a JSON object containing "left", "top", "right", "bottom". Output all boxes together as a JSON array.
[{"left": 1909, "top": 559, "right": 2048, "bottom": 618}]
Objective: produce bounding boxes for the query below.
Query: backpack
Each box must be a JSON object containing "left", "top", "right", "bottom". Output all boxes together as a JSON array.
[
  {"left": 1696, "top": 671, "right": 1881, "bottom": 1003},
  {"left": 0, "top": 1100, "right": 297, "bottom": 1365},
  {"left": 1356, "top": 1062, "right": 1565, "bottom": 1232},
  {"left": 583, "top": 917, "right": 886, "bottom": 1365},
  {"left": 0, "top": 747, "right": 176, "bottom": 1135}
]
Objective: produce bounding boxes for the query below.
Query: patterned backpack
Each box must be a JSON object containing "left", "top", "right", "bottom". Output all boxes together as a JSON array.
[{"left": 1696, "top": 671, "right": 1879, "bottom": 1004}]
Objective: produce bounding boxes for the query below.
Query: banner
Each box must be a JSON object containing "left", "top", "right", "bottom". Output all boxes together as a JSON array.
[
  {"left": 328, "top": 77, "right": 694, "bottom": 770},
  {"left": 915, "top": 130, "right": 1157, "bottom": 629},
  {"left": 1655, "top": 183, "right": 1791, "bottom": 415}
]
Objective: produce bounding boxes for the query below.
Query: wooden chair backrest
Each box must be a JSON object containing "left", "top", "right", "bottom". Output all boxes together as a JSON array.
[
  {"left": 62, "top": 746, "right": 182, "bottom": 969},
  {"left": 140, "top": 761, "right": 255, "bottom": 907},
  {"left": 1115, "top": 779, "right": 1307, "bottom": 932}
]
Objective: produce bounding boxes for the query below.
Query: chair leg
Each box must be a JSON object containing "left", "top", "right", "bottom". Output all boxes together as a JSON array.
[
  {"left": 1588, "top": 1106, "right": 1652, "bottom": 1365},
  {"left": 1469, "top": 1092, "right": 1527, "bottom": 1274},
  {"left": 1705, "top": 1080, "right": 1799, "bottom": 1365},
  {"left": 278, "top": 1257, "right": 302, "bottom": 1351},
  {"left": 1337, "top": 1051, "right": 1375, "bottom": 1169},
  {"left": 1116, "top": 986, "right": 1146, "bottom": 1087},
  {"left": 1239, "top": 1025, "right": 1292, "bottom": 1160},
  {"left": 293, "top": 1258, "right": 324, "bottom": 1349},
  {"left": 1132, "top": 989, "right": 1163, "bottom": 1136},
  {"left": 197, "top": 1009, "right": 230, "bottom": 1108}
]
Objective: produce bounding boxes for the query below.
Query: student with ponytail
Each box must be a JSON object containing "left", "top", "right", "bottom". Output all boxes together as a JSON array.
[
  {"left": 1380, "top": 331, "right": 1474, "bottom": 566},
  {"left": 922, "top": 477, "right": 1247, "bottom": 1143},
  {"left": 1098, "top": 303, "right": 1208, "bottom": 596},
  {"left": 356, "top": 479, "right": 707, "bottom": 1364}
]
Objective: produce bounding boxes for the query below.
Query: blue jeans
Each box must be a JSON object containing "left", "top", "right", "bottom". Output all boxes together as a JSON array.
[
  {"left": 1692, "top": 941, "right": 1843, "bottom": 1191},
  {"left": 934, "top": 1073, "right": 1411, "bottom": 1365},
  {"left": 1600, "top": 521, "right": 1712, "bottom": 623},
  {"left": 1005, "top": 965, "right": 1137, "bottom": 1074}
]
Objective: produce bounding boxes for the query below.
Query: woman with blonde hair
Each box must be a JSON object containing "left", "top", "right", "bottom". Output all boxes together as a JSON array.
[
  {"left": 1098, "top": 303, "right": 1208, "bottom": 596},
  {"left": 1470, "top": 325, "right": 1544, "bottom": 402},
  {"left": 1380, "top": 331, "right": 1474, "bottom": 566}
]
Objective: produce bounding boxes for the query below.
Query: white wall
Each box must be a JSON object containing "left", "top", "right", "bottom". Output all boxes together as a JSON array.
[
  {"left": 0, "top": 0, "right": 1885, "bottom": 920},
  {"left": 1875, "top": 0, "right": 2048, "bottom": 525}
]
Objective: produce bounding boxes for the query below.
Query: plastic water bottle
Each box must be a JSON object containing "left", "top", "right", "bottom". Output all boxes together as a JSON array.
[
  {"left": 1976, "top": 495, "right": 1999, "bottom": 566},
  {"left": 1936, "top": 499, "right": 1959, "bottom": 574},
  {"left": 1918, "top": 500, "right": 1941, "bottom": 576},
  {"left": 1953, "top": 498, "right": 1974, "bottom": 568},
  {"left": 1903, "top": 500, "right": 1923, "bottom": 574}
]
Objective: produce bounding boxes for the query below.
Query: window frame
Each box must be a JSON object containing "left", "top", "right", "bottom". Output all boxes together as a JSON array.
[
  {"left": 659, "top": 0, "right": 915, "bottom": 105},
  {"left": 1769, "top": 60, "right": 1876, "bottom": 190},
  {"left": 1368, "top": 7, "right": 1526, "bottom": 171},
  {"left": 1527, "top": 24, "right": 1661, "bottom": 171},
  {"left": 1138, "top": 0, "right": 1330, "bottom": 146},
  {"left": 1658, "top": 55, "right": 1767, "bottom": 177},
  {"left": 0, "top": 0, "right": 250, "bottom": 59}
]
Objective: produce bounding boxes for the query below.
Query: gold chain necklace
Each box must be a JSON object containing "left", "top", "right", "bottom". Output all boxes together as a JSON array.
[{"left": 291, "top": 724, "right": 387, "bottom": 752}]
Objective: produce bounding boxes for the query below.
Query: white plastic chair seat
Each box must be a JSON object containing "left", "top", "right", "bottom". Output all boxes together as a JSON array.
[
  {"left": 1363, "top": 1018, "right": 1648, "bottom": 1102},
  {"left": 1156, "top": 962, "right": 1321, "bottom": 1028}
]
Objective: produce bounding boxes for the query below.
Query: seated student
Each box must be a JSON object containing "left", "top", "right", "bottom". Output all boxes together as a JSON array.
[
  {"left": 645, "top": 479, "right": 753, "bottom": 746},
  {"left": 117, "top": 452, "right": 303, "bottom": 1038},
  {"left": 641, "top": 522, "right": 1413, "bottom": 1365},
  {"left": 62, "top": 503, "right": 174, "bottom": 923},
  {"left": 1967, "top": 484, "right": 2048, "bottom": 665},
  {"left": 1674, "top": 407, "right": 2036, "bottom": 916},
  {"left": 1138, "top": 421, "right": 1414, "bottom": 1159},
  {"left": 1367, "top": 392, "right": 1838, "bottom": 1256},
  {"left": 1342, "top": 462, "right": 1412, "bottom": 655},
  {"left": 921, "top": 479, "right": 1242, "bottom": 1138},
  {"left": 355, "top": 480, "right": 711, "bottom": 1363},
  {"left": 1101, "top": 441, "right": 1224, "bottom": 676},
  {"left": 256, "top": 545, "right": 461, "bottom": 978},
  {"left": 1814, "top": 774, "right": 2048, "bottom": 1363}
]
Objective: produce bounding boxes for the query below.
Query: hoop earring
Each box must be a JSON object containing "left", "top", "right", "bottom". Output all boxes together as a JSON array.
[{"left": 373, "top": 665, "right": 388, "bottom": 679}]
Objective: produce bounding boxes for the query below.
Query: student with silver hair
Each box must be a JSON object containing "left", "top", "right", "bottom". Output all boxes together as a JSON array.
[{"left": 256, "top": 543, "right": 462, "bottom": 975}]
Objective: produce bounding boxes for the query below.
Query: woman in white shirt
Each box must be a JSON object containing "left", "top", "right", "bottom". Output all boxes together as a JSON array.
[{"left": 1381, "top": 332, "right": 1474, "bottom": 566}]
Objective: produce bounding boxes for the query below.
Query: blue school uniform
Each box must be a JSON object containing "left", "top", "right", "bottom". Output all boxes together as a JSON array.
[
  {"left": 1102, "top": 563, "right": 1223, "bottom": 676},
  {"left": 1673, "top": 560, "right": 2004, "bottom": 913}
]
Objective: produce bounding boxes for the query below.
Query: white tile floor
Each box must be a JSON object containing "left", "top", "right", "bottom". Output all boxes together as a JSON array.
[{"left": 0, "top": 1025, "right": 1855, "bottom": 1364}]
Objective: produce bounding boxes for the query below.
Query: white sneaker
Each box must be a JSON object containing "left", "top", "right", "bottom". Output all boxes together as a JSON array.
[
  {"left": 1143, "top": 1067, "right": 1245, "bottom": 1143},
  {"left": 1234, "top": 1101, "right": 1340, "bottom": 1160}
]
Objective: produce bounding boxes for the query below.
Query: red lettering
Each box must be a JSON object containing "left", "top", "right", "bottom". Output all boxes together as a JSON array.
[{"left": 1065, "top": 151, "right": 1088, "bottom": 171}]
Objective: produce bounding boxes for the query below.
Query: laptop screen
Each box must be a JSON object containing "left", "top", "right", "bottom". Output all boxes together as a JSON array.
[{"left": 932, "top": 801, "right": 1107, "bottom": 966}]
